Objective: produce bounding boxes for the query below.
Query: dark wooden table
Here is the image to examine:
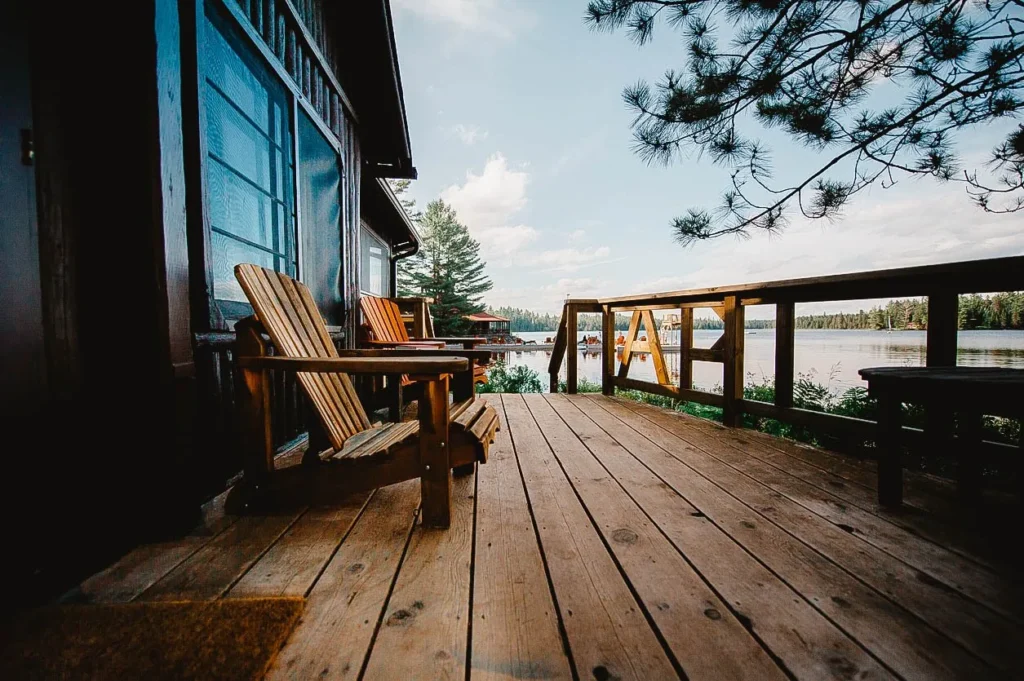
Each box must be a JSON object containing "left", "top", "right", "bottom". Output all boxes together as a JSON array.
[{"left": 858, "top": 367, "right": 1024, "bottom": 506}]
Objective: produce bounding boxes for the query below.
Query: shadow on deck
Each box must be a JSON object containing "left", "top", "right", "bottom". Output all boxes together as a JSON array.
[{"left": 71, "top": 394, "right": 1023, "bottom": 680}]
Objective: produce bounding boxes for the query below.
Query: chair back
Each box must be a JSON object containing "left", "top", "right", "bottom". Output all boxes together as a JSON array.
[
  {"left": 235, "top": 264, "right": 372, "bottom": 450},
  {"left": 360, "top": 295, "right": 411, "bottom": 343}
]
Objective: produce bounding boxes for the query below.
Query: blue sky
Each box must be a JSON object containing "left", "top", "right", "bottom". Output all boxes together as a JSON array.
[{"left": 391, "top": 0, "right": 1023, "bottom": 316}]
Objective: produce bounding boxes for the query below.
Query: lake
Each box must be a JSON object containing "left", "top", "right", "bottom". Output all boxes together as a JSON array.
[{"left": 495, "top": 329, "right": 1024, "bottom": 392}]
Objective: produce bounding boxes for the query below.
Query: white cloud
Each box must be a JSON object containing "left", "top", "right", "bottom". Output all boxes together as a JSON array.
[
  {"left": 535, "top": 246, "right": 616, "bottom": 273},
  {"left": 447, "top": 124, "right": 488, "bottom": 145},
  {"left": 391, "top": 0, "right": 532, "bottom": 39},
  {"left": 441, "top": 153, "right": 537, "bottom": 259},
  {"left": 567, "top": 229, "right": 586, "bottom": 243}
]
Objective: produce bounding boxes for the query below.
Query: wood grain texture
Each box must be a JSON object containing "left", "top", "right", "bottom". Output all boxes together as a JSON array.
[
  {"left": 502, "top": 394, "right": 679, "bottom": 681},
  {"left": 611, "top": 398, "right": 1024, "bottom": 673},
  {"left": 532, "top": 395, "right": 789, "bottom": 681},
  {"left": 227, "top": 491, "right": 371, "bottom": 597},
  {"left": 267, "top": 481, "right": 420, "bottom": 680},
  {"left": 362, "top": 474, "right": 476, "bottom": 681},
  {"left": 471, "top": 401, "right": 572, "bottom": 681},
  {"left": 582, "top": 396, "right": 993, "bottom": 681}
]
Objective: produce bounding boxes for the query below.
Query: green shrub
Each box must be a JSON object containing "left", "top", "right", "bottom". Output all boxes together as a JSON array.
[{"left": 477, "top": 361, "right": 543, "bottom": 393}]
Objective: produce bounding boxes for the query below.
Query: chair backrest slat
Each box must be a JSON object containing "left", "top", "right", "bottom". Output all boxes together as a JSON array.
[
  {"left": 361, "top": 295, "right": 412, "bottom": 343},
  {"left": 236, "top": 264, "right": 371, "bottom": 450}
]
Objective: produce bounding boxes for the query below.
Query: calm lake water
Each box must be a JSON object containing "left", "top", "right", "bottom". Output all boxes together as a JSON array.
[{"left": 498, "top": 329, "right": 1024, "bottom": 392}]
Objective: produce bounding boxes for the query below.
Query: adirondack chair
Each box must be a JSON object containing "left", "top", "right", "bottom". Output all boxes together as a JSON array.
[
  {"left": 359, "top": 295, "right": 490, "bottom": 417},
  {"left": 230, "top": 264, "right": 500, "bottom": 527},
  {"left": 359, "top": 295, "right": 489, "bottom": 386}
]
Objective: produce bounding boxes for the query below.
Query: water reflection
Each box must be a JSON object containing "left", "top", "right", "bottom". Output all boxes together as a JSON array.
[{"left": 491, "top": 330, "right": 1024, "bottom": 391}]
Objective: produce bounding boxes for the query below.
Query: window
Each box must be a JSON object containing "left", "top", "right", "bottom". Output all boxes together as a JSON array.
[
  {"left": 203, "top": 6, "right": 296, "bottom": 314},
  {"left": 360, "top": 224, "right": 389, "bottom": 296}
]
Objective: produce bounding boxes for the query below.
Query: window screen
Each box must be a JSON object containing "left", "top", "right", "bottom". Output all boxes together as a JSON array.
[
  {"left": 360, "top": 224, "right": 389, "bottom": 296},
  {"left": 204, "top": 7, "right": 296, "bottom": 311},
  {"left": 299, "top": 111, "right": 343, "bottom": 324}
]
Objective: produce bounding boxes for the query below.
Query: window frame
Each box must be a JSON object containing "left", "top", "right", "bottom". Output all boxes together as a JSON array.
[
  {"left": 359, "top": 221, "right": 391, "bottom": 298},
  {"left": 189, "top": 0, "right": 347, "bottom": 331}
]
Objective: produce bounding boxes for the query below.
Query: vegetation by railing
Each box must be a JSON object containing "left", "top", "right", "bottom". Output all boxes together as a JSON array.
[{"left": 549, "top": 255, "right": 1024, "bottom": 458}]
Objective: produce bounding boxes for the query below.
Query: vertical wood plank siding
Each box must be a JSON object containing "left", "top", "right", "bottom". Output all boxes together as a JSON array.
[{"left": 225, "top": 0, "right": 342, "bottom": 142}]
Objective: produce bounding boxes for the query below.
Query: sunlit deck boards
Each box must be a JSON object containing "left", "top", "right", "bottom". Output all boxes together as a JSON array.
[{"left": 73, "top": 395, "right": 1024, "bottom": 680}]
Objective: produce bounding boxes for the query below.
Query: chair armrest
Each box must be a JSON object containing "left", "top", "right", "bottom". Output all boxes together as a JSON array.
[
  {"left": 365, "top": 339, "right": 446, "bottom": 348},
  {"left": 337, "top": 348, "right": 492, "bottom": 363},
  {"left": 236, "top": 355, "right": 467, "bottom": 375},
  {"left": 415, "top": 336, "right": 484, "bottom": 348}
]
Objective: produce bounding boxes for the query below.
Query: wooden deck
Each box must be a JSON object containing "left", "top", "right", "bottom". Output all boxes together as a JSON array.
[{"left": 72, "top": 394, "right": 1024, "bottom": 680}]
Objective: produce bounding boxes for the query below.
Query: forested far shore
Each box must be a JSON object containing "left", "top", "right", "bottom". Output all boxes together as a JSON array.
[{"left": 489, "top": 293, "right": 1024, "bottom": 333}]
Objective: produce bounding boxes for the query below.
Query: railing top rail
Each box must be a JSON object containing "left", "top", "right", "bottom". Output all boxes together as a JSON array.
[{"left": 596, "top": 255, "right": 1024, "bottom": 308}]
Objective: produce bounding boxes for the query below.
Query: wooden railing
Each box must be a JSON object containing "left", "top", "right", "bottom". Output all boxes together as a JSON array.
[{"left": 549, "top": 255, "right": 1024, "bottom": 449}]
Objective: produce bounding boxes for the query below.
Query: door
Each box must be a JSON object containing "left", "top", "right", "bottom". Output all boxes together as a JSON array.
[{"left": 0, "top": 3, "right": 47, "bottom": 419}]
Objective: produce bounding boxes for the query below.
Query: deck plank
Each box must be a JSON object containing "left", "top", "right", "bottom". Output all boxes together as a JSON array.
[
  {"left": 361, "top": 474, "right": 476, "bottom": 681},
  {"left": 138, "top": 510, "right": 303, "bottom": 601},
  {"left": 710, "top": 420, "right": 1018, "bottom": 570},
  {"left": 502, "top": 394, "right": 680, "bottom": 681},
  {"left": 267, "top": 481, "right": 420, "bottom": 681},
  {"left": 551, "top": 394, "right": 893, "bottom": 681},
  {"left": 612, "top": 398, "right": 1024, "bottom": 673},
  {"left": 689, "top": 419, "right": 1024, "bottom": 622},
  {"left": 528, "top": 394, "right": 791, "bottom": 681},
  {"left": 471, "top": 400, "right": 573, "bottom": 681},
  {"left": 583, "top": 395, "right": 995, "bottom": 681},
  {"left": 68, "top": 492, "right": 236, "bottom": 603},
  {"left": 226, "top": 491, "right": 372, "bottom": 598}
]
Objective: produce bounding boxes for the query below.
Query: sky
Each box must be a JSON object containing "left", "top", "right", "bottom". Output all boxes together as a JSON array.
[{"left": 390, "top": 0, "right": 1023, "bottom": 317}]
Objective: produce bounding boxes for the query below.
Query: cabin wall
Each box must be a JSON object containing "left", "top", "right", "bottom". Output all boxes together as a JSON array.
[{"left": 183, "top": 0, "right": 366, "bottom": 497}]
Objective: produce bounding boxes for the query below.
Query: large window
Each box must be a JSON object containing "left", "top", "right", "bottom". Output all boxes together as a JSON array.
[
  {"left": 203, "top": 6, "right": 296, "bottom": 314},
  {"left": 360, "top": 224, "right": 389, "bottom": 297}
]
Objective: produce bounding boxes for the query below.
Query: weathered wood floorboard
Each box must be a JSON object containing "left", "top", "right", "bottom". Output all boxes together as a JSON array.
[
  {"left": 361, "top": 474, "right": 475, "bottom": 681},
  {"left": 551, "top": 394, "right": 892, "bottom": 681},
  {"left": 583, "top": 394, "right": 995, "bottom": 681},
  {"left": 502, "top": 394, "right": 680, "bottom": 681},
  {"left": 692, "top": 419, "right": 1024, "bottom": 622},
  {"left": 227, "top": 490, "right": 372, "bottom": 598},
  {"left": 528, "top": 394, "right": 792, "bottom": 681},
  {"left": 267, "top": 481, "right": 420, "bottom": 680},
  {"left": 471, "top": 400, "right": 573, "bottom": 681},
  {"left": 69, "top": 395, "right": 1023, "bottom": 681},
  {"left": 613, "top": 398, "right": 1024, "bottom": 673},
  {"left": 138, "top": 509, "right": 304, "bottom": 601}
]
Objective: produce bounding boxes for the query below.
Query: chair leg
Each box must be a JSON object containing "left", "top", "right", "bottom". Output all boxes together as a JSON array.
[
  {"left": 236, "top": 318, "right": 274, "bottom": 486},
  {"left": 419, "top": 376, "right": 451, "bottom": 528},
  {"left": 388, "top": 376, "right": 403, "bottom": 422}
]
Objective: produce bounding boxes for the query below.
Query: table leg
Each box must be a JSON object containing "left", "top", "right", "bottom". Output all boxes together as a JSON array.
[
  {"left": 876, "top": 393, "right": 903, "bottom": 507},
  {"left": 959, "top": 412, "right": 983, "bottom": 505}
]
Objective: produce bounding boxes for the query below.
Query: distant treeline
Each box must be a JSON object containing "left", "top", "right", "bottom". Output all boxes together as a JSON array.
[{"left": 492, "top": 293, "right": 1024, "bottom": 332}]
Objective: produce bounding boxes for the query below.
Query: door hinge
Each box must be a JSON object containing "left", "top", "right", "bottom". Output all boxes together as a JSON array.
[{"left": 20, "top": 129, "right": 33, "bottom": 166}]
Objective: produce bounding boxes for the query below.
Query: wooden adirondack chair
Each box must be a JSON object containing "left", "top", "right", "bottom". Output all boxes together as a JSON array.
[
  {"left": 230, "top": 264, "right": 500, "bottom": 527},
  {"left": 359, "top": 295, "right": 489, "bottom": 386},
  {"left": 359, "top": 295, "right": 490, "bottom": 418}
]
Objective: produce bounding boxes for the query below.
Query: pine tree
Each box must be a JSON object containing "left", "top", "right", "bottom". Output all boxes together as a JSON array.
[
  {"left": 587, "top": 0, "right": 1024, "bottom": 244},
  {"left": 398, "top": 200, "right": 493, "bottom": 335},
  {"left": 387, "top": 179, "right": 423, "bottom": 223}
]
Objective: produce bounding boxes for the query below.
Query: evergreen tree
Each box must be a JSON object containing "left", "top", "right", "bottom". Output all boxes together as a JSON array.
[
  {"left": 587, "top": 0, "right": 1024, "bottom": 244},
  {"left": 398, "top": 200, "right": 492, "bottom": 335},
  {"left": 387, "top": 179, "right": 423, "bottom": 223}
]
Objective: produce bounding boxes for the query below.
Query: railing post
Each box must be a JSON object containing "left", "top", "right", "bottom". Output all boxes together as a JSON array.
[
  {"left": 679, "top": 308, "right": 693, "bottom": 391},
  {"left": 602, "top": 304, "right": 615, "bottom": 395},
  {"left": 722, "top": 295, "right": 745, "bottom": 427},
  {"left": 566, "top": 302, "right": 578, "bottom": 394},
  {"left": 775, "top": 301, "right": 795, "bottom": 409},
  {"left": 925, "top": 291, "right": 958, "bottom": 446}
]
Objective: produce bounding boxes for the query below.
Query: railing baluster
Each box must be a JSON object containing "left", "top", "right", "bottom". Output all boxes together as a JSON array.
[
  {"left": 566, "top": 303, "right": 578, "bottom": 394},
  {"left": 925, "top": 291, "right": 959, "bottom": 446},
  {"left": 602, "top": 304, "right": 615, "bottom": 395},
  {"left": 775, "top": 301, "right": 795, "bottom": 409},
  {"left": 722, "top": 295, "right": 745, "bottom": 427},
  {"left": 680, "top": 307, "right": 693, "bottom": 391}
]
